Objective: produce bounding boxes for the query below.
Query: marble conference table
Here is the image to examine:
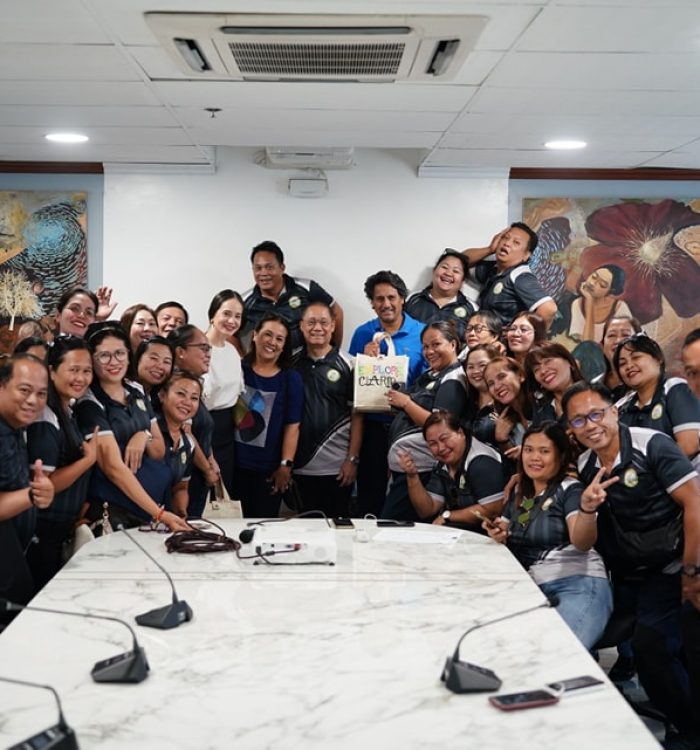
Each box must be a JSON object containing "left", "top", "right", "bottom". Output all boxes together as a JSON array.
[{"left": 0, "top": 519, "right": 659, "bottom": 750}]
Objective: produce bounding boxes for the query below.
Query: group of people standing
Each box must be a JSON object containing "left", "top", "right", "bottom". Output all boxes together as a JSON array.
[{"left": 0, "top": 225, "right": 699, "bottom": 747}]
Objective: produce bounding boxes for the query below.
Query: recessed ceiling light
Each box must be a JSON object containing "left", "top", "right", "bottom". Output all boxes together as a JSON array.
[
  {"left": 45, "top": 132, "right": 89, "bottom": 144},
  {"left": 545, "top": 139, "right": 587, "bottom": 150}
]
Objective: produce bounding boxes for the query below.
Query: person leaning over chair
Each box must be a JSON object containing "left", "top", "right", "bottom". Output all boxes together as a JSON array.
[
  {"left": 399, "top": 409, "right": 505, "bottom": 529},
  {"left": 563, "top": 381, "right": 700, "bottom": 741},
  {"left": 241, "top": 240, "right": 344, "bottom": 354},
  {"left": 293, "top": 302, "right": 363, "bottom": 518},
  {"left": 461, "top": 223, "right": 557, "bottom": 330},
  {"left": 0, "top": 354, "right": 54, "bottom": 618},
  {"left": 348, "top": 270, "right": 427, "bottom": 517}
]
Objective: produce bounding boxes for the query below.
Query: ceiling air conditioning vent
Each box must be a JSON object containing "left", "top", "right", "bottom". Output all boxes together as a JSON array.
[{"left": 145, "top": 13, "right": 487, "bottom": 82}]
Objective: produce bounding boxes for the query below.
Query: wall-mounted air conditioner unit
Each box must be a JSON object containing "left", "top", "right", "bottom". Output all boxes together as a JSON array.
[{"left": 145, "top": 13, "right": 487, "bottom": 82}]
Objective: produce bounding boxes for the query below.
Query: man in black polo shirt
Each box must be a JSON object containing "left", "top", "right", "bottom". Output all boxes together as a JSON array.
[
  {"left": 563, "top": 381, "right": 700, "bottom": 742},
  {"left": 241, "top": 241, "right": 344, "bottom": 354},
  {"left": 293, "top": 302, "right": 362, "bottom": 517},
  {"left": 0, "top": 354, "right": 54, "bottom": 616},
  {"left": 462, "top": 223, "right": 557, "bottom": 329}
]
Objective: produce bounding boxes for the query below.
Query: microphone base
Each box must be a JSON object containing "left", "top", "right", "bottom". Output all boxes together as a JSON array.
[
  {"left": 8, "top": 723, "right": 78, "bottom": 750},
  {"left": 135, "top": 600, "right": 193, "bottom": 630},
  {"left": 441, "top": 656, "right": 502, "bottom": 694},
  {"left": 91, "top": 646, "right": 150, "bottom": 684}
]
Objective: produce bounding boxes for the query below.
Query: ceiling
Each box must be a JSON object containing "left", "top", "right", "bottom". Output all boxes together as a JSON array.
[{"left": 3, "top": 0, "right": 700, "bottom": 172}]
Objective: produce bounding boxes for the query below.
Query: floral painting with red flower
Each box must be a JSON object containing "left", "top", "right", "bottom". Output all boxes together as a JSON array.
[{"left": 522, "top": 197, "right": 700, "bottom": 375}]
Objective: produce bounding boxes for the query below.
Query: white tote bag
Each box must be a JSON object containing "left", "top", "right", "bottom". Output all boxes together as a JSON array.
[{"left": 353, "top": 332, "right": 409, "bottom": 413}]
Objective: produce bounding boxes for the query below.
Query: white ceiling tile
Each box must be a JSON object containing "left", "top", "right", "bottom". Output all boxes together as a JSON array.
[
  {"left": 187, "top": 128, "right": 439, "bottom": 148},
  {"left": 640, "top": 152, "right": 700, "bottom": 169},
  {"left": 177, "top": 107, "right": 455, "bottom": 131},
  {"left": 0, "top": 81, "right": 160, "bottom": 106},
  {"left": 0, "top": 45, "right": 140, "bottom": 81},
  {"left": 486, "top": 52, "right": 700, "bottom": 91},
  {"left": 449, "top": 51, "right": 503, "bottom": 85},
  {"left": 0, "top": 126, "right": 191, "bottom": 146},
  {"left": 439, "top": 130, "right": 692, "bottom": 153},
  {"left": 0, "top": 143, "right": 209, "bottom": 164},
  {"left": 154, "top": 80, "right": 477, "bottom": 111},
  {"left": 0, "top": 106, "right": 176, "bottom": 128},
  {"left": 467, "top": 86, "right": 700, "bottom": 117},
  {"left": 128, "top": 46, "right": 191, "bottom": 80},
  {"left": 422, "top": 148, "right": 665, "bottom": 169},
  {"left": 449, "top": 111, "right": 700, "bottom": 138},
  {"left": 519, "top": 6, "right": 700, "bottom": 52},
  {"left": 0, "top": 0, "right": 110, "bottom": 43}
]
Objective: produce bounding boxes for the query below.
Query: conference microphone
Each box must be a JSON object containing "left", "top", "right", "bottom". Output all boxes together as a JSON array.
[
  {"left": 118, "top": 527, "right": 193, "bottom": 630},
  {"left": 0, "top": 598, "right": 149, "bottom": 684},
  {"left": 0, "top": 675, "right": 78, "bottom": 750},
  {"left": 441, "top": 594, "right": 560, "bottom": 694}
]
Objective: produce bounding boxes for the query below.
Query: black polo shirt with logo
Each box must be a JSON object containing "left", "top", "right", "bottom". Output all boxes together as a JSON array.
[
  {"left": 618, "top": 376, "right": 700, "bottom": 441},
  {"left": 156, "top": 415, "right": 194, "bottom": 486},
  {"left": 475, "top": 261, "right": 552, "bottom": 326},
  {"left": 293, "top": 347, "right": 354, "bottom": 475},
  {"left": 0, "top": 416, "right": 33, "bottom": 604},
  {"left": 577, "top": 423, "right": 697, "bottom": 571},
  {"left": 74, "top": 380, "right": 170, "bottom": 519},
  {"left": 0, "top": 416, "right": 34, "bottom": 549},
  {"left": 27, "top": 405, "right": 91, "bottom": 524},
  {"left": 424, "top": 436, "right": 505, "bottom": 509},
  {"left": 405, "top": 286, "right": 474, "bottom": 341},
  {"left": 242, "top": 274, "right": 335, "bottom": 352},
  {"left": 503, "top": 476, "right": 581, "bottom": 571}
]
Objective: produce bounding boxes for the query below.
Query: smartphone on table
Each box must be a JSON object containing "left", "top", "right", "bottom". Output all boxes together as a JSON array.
[
  {"left": 546, "top": 675, "right": 605, "bottom": 696},
  {"left": 489, "top": 688, "right": 560, "bottom": 711},
  {"left": 333, "top": 517, "right": 355, "bottom": 529}
]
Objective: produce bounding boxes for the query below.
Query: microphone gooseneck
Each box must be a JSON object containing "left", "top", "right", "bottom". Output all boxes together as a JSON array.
[
  {"left": 441, "top": 595, "right": 559, "bottom": 695},
  {"left": 0, "top": 598, "right": 149, "bottom": 685},
  {"left": 119, "top": 526, "right": 193, "bottom": 630}
]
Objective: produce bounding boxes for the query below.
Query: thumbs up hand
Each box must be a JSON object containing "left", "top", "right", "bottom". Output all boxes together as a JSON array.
[{"left": 29, "top": 459, "right": 55, "bottom": 509}]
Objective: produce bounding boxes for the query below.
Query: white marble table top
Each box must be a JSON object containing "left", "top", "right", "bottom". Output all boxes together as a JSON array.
[{"left": 0, "top": 520, "right": 659, "bottom": 750}]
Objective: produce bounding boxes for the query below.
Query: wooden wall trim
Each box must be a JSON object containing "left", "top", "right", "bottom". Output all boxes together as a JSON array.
[
  {"left": 509, "top": 167, "right": 700, "bottom": 181},
  {"left": 0, "top": 162, "right": 103, "bottom": 174}
]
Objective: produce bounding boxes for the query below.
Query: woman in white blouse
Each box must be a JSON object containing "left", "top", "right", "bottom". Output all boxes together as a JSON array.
[{"left": 203, "top": 289, "right": 245, "bottom": 497}]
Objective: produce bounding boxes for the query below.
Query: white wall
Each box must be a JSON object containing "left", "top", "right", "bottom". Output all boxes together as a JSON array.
[{"left": 103, "top": 147, "right": 508, "bottom": 344}]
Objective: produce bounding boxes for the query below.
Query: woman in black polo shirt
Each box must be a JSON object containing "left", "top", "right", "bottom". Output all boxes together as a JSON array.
[
  {"left": 169, "top": 325, "right": 218, "bottom": 517},
  {"left": 614, "top": 333, "right": 700, "bottom": 461},
  {"left": 525, "top": 342, "right": 584, "bottom": 426},
  {"left": 155, "top": 371, "right": 199, "bottom": 518},
  {"left": 75, "top": 323, "right": 189, "bottom": 532},
  {"left": 399, "top": 410, "right": 505, "bottom": 528},
  {"left": 26, "top": 336, "right": 97, "bottom": 588},
  {"left": 383, "top": 320, "right": 468, "bottom": 520},
  {"left": 485, "top": 421, "right": 612, "bottom": 649},
  {"left": 133, "top": 336, "right": 174, "bottom": 397}
]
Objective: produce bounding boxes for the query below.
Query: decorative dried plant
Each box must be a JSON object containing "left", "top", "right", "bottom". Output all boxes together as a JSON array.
[{"left": 0, "top": 269, "right": 41, "bottom": 330}]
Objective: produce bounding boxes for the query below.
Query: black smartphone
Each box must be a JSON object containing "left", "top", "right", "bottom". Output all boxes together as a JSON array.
[
  {"left": 546, "top": 675, "right": 605, "bottom": 696},
  {"left": 376, "top": 520, "right": 415, "bottom": 527},
  {"left": 489, "top": 689, "right": 560, "bottom": 711},
  {"left": 333, "top": 517, "right": 355, "bottom": 529}
]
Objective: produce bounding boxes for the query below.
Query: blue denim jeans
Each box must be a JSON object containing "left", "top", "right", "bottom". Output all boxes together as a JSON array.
[{"left": 539, "top": 574, "right": 613, "bottom": 651}]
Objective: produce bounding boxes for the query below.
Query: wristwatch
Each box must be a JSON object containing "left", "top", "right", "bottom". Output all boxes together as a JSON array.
[
  {"left": 144, "top": 429, "right": 154, "bottom": 443},
  {"left": 280, "top": 459, "right": 294, "bottom": 468},
  {"left": 346, "top": 455, "right": 360, "bottom": 465},
  {"left": 681, "top": 564, "right": 700, "bottom": 577},
  {"left": 442, "top": 510, "right": 452, "bottom": 523}
]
